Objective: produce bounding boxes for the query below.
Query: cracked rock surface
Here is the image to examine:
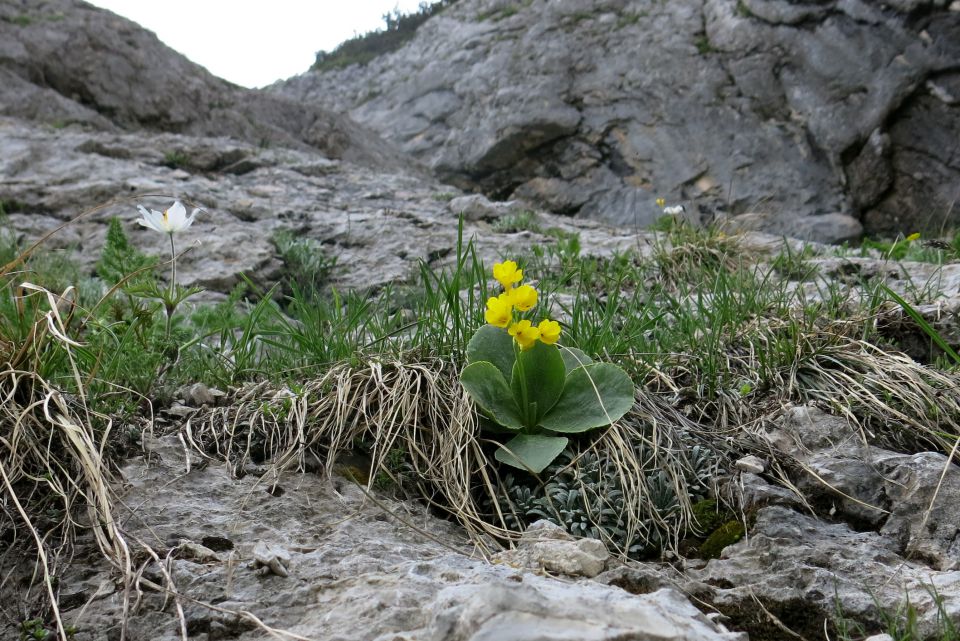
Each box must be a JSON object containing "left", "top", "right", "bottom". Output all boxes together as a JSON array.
[
  {"left": 45, "top": 436, "right": 745, "bottom": 641},
  {"left": 277, "top": 0, "right": 960, "bottom": 238}
]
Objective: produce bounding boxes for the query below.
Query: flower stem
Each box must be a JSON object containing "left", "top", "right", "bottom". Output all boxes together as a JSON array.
[
  {"left": 168, "top": 233, "right": 177, "bottom": 294},
  {"left": 165, "top": 232, "right": 177, "bottom": 340},
  {"left": 514, "top": 341, "right": 533, "bottom": 429}
]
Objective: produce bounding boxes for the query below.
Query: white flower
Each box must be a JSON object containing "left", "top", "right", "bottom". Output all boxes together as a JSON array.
[
  {"left": 137, "top": 201, "right": 198, "bottom": 234},
  {"left": 663, "top": 205, "right": 686, "bottom": 216}
]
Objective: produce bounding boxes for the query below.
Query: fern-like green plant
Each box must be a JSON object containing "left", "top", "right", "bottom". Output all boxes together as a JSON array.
[{"left": 96, "top": 217, "right": 156, "bottom": 287}]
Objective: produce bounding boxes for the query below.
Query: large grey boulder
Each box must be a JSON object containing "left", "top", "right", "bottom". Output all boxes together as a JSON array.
[
  {"left": 40, "top": 435, "right": 745, "bottom": 641},
  {"left": 276, "top": 0, "right": 960, "bottom": 239},
  {"left": 667, "top": 404, "right": 960, "bottom": 638},
  {"left": 0, "top": 115, "right": 645, "bottom": 295},
  {"left": 692, "top": 504, "right": 960, "bottom": 640},
  {"left": 767, "top": 405, "right": 960, "bottom": 570},
  {"left": 0, "top": 0, "right": 411, "bottom": 170}
]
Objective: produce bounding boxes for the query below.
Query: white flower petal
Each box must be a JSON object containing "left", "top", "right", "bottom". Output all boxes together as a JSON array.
[
  {"left": 182, "top": 208, "right": 201, "bottom": 230},
  {"left": 166, "top": 201, "right": 186, "bottom": 227},
  {"left": 137, "top": 205, "right": 166, "bottom": 233},
  {"left": 137, "top": 202, "right": 198, "bottom": 234}
]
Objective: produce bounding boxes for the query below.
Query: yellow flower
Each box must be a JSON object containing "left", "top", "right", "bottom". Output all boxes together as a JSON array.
[
  {"left": 493, "top": 260, "right": 523, "bottom": 290},
  {"left": 484, "top": 293, "right": 513, "bottom": 328},
  {"left": 538, "top": 319, "right": 561, "bottom": 345},
  {"left": 508, "top": 320, "right": 540, "bottom": 351},
  {"left": 655, "top": 197, "right": 666, "bottom": 209},
  {"left": 509, "top": 284, "right": 538, "bottom": 311},
  {"left": 906, "top": 232, "right": 921, "bottom": 242}
]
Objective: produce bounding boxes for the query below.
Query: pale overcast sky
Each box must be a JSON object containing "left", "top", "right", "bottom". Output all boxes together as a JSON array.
[{"left": 88, "top": 1, "right": 428, "bottom": 88}]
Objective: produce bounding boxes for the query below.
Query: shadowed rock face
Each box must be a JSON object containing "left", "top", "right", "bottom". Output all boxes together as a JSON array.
[
  {"left": 275, "top": 0, "right": 960, "bottom": 240},
  {"left": 0, "top": 0, "right": 412, "bottom": 171}
]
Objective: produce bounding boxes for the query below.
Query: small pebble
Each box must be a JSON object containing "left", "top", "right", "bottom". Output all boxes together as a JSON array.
[{"left": 735, "top": 455, "right": 766, "bottom": 474}]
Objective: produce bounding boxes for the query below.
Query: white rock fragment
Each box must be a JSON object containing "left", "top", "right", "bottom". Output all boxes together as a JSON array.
[
  {"left": 494, "top": 520, "right": 609, "bottom": 578},
  {"left": 163, "top": 402, "right": 195, "bottom": 418},
  {"left": 252, "top": 542, "right": 291, "bottom": 577},
  {"left": 176, "top": 540, "right": 220, "bottom": 564},
  {"left": 735, "top": 455, "right": 766, "bottom": 474},
  {"left": 179, "top": 382, "right": 226, "bottom": 406}
]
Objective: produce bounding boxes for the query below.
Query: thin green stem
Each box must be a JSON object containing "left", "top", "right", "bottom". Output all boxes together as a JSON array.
[
  {"left": 165, "top": 232, "right": 176, "bottom": 340},
  {"left": 514, "top": 339, "right": 534, "bottom": 430},
  {"left": 168, "top": 232, "right": 177, "bottom": 296}
]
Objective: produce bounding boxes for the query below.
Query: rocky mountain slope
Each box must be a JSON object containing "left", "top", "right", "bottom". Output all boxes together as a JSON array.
[
  {"left": 0, "top": 0, "right": 410, "bottom": 170},
  {"left": 277, "top": 0, "right": 960, "bottom": 240},
  {"left": 4, "top": 1, "right": 960, "bottom": 640}
]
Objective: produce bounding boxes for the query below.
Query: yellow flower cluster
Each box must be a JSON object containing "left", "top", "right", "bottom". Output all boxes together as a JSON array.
[{"left": 485, "top": 260, "right": 561, "bottom": 350}]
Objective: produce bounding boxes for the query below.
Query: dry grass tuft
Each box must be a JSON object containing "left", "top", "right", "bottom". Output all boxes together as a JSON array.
[
  {"left": 0, "top": 284, "right": 130, "bottom": 638},
  {"left": 185, "top": 358, "right": 730, "bottom": 554}
]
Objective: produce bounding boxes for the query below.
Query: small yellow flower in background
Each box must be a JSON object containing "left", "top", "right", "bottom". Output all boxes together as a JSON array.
[
  {"left": 509, "top": 284, "right": 538, "bottom": 311},
  {"left": 538, "top": 319, "right": 561, "bottom": 345},
  {"left": 493, "top": 260, "right": 523, "bottom": 290},
  {"left": 906, "top": 232, "right": 921, "bottom": 242},
  {"left": 656, "top": 197, "right": 666, "bottom": 209},
  {"left": 508, "top": 320, "right": 541, "bottom": 350},
  {"left": 137, "top": 201, "right": 198, "bottom": 234},
  {"left": 484, "top": 293, "right": 513, "bottom": 328}
]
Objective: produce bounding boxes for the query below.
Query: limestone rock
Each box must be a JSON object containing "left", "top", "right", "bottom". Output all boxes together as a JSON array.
[
  {"left": 175, "top": 541, "right": 220, "bottom": 564},
  {"left": 0, "top": 0, "right": 411, "bottom": 170},
  {"left": 178, "top": 382, "right": 226, "bottom": 407},
  {"left": 423, "top": 583, "right": 746, "bottom": 641},
  {"left": 691, "top": 505, "right": 960, "bottom": 640},
  {"left": 448, "top": 193, "right": 525, "bottom": 221},
  {"left": 252, "top": 542, "right": 291, "bottom": 577},
  {"left": 734, "top": 455, "right": 765, "bottom": 474},
  {"left": 694, "top": 405, "right": 960, "bottom": 637},
  {"left": 276, "top": 0, "right": 960, "bottom": 238},
  {"left": 494, "top": 519, "right": 610, "bottom": 578},
  {"left": 44, "top": 436, "right": 745, "bottom": 641}
]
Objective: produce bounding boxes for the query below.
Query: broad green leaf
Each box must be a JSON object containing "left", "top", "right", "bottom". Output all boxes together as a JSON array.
[
  {"left": 477, "top": 413, "right": 516, "bottom": 434},
  {"left": 494, "top": 433, "right": 569, "bottom": 473},
  {"left": 511, "top": 341, "right": 566, "bottom": 427},
  {"left": 467, "top": 324, "right": 516, "bottom": 381},
  {"left": 558, "top": 345, "right": 593, "bottom": 373},
  {"left": 461, "top": 361, "right": 525, "bottom": 430},
  {"left": 540, "top": 363, "right": 634, "bottom": 433}
]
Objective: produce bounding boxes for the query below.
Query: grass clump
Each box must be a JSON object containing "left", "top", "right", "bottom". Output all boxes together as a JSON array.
[
  {"left": 271, "top": 229, "right": 337, "bottom": 293},
  {"left": 491, "top": 209, "right": 542, "bottom": 234},
  {"left": 313, "top": 0, "right": 460, "bottom": 71},
  {"left": 477, "top": 5, "right": 519, "bottom": 21},
  {"left": 833, "top": 584, "right": 960, "bottom": 641},
  {"left": 857, "top": 232, "right": 960, "bottom": 264},
  {"left": 695, "top": 35, "right": 714, "bottom": 55},
  {"left": 616, "top": 11, "right": 645, "bottom": 28},
  {"left": 161, "top": 150, "right": 188, "bottom": 169},
  {"left": 771, "top": 242, "right": 819, "bottom": 281}
]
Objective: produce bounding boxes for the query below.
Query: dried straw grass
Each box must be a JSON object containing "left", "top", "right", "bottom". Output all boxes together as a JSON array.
[
  {"left": 185, "top": 357, "right": 729, "bottom": 555},
  {"left": 0, "top": 284, "right": 130, "bottom": 639}
]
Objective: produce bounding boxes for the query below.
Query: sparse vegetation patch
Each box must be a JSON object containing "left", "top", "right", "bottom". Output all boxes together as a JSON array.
[{"left": 312, "top": 1, "right": 460, "bottom": 71}]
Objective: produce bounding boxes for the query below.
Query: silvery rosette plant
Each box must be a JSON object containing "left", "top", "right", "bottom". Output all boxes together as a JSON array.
[{"left": 460, "top": 260, "right": 635, "bottom": 473}]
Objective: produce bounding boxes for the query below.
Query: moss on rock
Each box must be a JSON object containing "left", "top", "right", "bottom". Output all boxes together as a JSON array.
[{"left": 699, "top": 520, "right": 746, "bottom": 559}]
